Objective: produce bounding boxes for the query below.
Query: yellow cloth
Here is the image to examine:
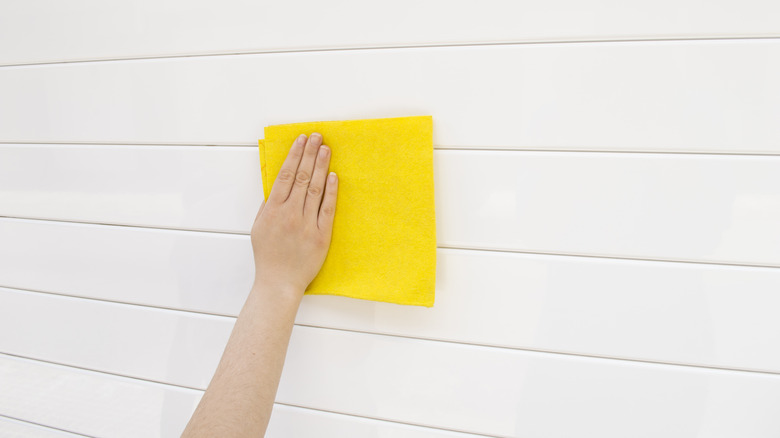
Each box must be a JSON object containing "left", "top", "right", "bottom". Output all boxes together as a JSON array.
[{"left": 258, "top": 116, "right": 436, "bottom": 307}]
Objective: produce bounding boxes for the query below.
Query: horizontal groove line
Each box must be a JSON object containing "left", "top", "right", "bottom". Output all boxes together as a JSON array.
[
  {"left": 0, "top": 284, "right": 237, "bottom": 319},
  {"left": 2, "top": 215, "right": 779, "bottom": 270},
  {"left": 3, "top": 284, "right": 780, "bottom": 378},
  {"left": 0, "top": 352, "right": 495, "bottom": 437},
  {"left": 0, "top": 141, "right": 258, "bottom": 148},
  {"left": 298, "top": 324, "right": 780, "bottom": 377},
  {"left": 437, "top": 244, "right": 780, "bottom": 270},
  {"left": 435, "top": 147, "right": 780, "bottom": 157},
  {"left": 3, "top": 141, "right": 780, "bottom": 157},
  {"left": 0, "top": 351, "right": 205, "bottom": 392},
  {"left": 273, "top": 402, "right": 502, "bottom": 438},
  {"left": 0, "top": 215, "right": 249, "bottom": 236},
  {"left": 0, "top": 413, "right": 93, "bottom": 438},
  {"left": 1, "top": 35, "right": 778, "bottom": 68}
]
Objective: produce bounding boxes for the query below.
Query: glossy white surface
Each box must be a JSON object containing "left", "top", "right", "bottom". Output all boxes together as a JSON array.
[
  {"left": 0, "top": 417, "right": 84, "bottom": 438},
  {"left": 0, "top": 287, "right": 233, "bottom": 389},
  {"left": 280, "top": 327, "right": 780, "bottom": 437},
  {"left": 0, "top": 218, "right": 254, "bottom": 315},
  {"left": 0, "top": 354, "right": 201, "bottom": 438},
  {"left": 0, "top": 145, "right": 262, "bottom": 233},
  {"left": 299, "top": 252, "right": 780, "bottom": 374},
  {"left": 1, "top": 0, "right": 779, "bottom": 66},
  {"left": 0, "top": 41, "right": 778, "bottom": 152},
  {"left": 3, "top": 218, "right": 780, "bottom": 373},
  {"left": 0, "top": 355, "right": 485, "bottom": 438},
  {"left": 435, "top": 151, "right": 780, "bottom": 266},
  {"left": 3, "top": 289, "right": 780, "bottom": 437},
  {"left": 3, "top": 146, "right": 780, "bottom": 266}
]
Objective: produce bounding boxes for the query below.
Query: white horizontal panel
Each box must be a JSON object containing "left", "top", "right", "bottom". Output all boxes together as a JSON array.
[
  {"left": 299, "top": 253, "right": 780, "bottom": 373},
  {"left": 436, "top": 151, "right": 780, "bottom": 266},
  {"left": 3, "top": 146, "right": 780, "bottom": 266},
  {"left": 1, "top": 40, "right": 779, "bottom": 152},
  {"left": 0, "top": 145, "right": 262, "bottom": 233},
  {"left": 1, "top": 0, "right": 778, "bottom": 66},
  {"left": 0, "top": 356, "right": 474, "bottom": 438},
  {"left": 3, "top": 218, "right": 780, "bottom": 373},
  {"left": 0, "top": 219, "right": 255, "bottom": 316},
  {"left": 0, "top": 287, "right": 233, "bottom": 390},
  {"left": 0, "top": 354, "right": 201, "bottom": 438},
  {"left": 0, "top": 416, "right": 84, "bottom": 438},
  {"left": 0, "top": 356, "right": 479, "bottom": 438},
  {"left": 2, "top": 290, "right": 780, "bottom": 437},
  {"left": 281, "top": 327, "right": 780, "bottom": 437}
]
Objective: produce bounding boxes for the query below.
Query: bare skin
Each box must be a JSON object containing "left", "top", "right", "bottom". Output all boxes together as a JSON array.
[{"left": 182, "top": 132, "right": 337, "bottom": 437}]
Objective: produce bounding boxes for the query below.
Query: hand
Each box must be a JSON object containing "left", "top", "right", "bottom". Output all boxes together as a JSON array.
[{"left": 251, "top": 133, "right": 338, "bottom": 297}]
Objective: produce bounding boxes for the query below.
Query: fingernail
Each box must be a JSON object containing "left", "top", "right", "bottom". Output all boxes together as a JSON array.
[
  {"left": 328, "top": 172, "right": 337, "bottom": 183},
  {"left": 311, "top": 132, "right": 322, "bottom": 143},
  {"left": 297, "top": 134, "right": 307, "bottom": 144},
  {"left": 319, "top": 145, "right": 329, "bottom": 158}
]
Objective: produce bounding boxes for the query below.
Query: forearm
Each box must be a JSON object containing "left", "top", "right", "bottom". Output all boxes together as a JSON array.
[
  {"left": 183, "top": 132, "right": 336, "bottom": 436},
  {"left": 182, "top": 281, "right": 302, "bottom": 437}
]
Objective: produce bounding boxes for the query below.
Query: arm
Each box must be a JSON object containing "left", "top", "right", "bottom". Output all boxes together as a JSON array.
[{"left": 182, "top": 132, "right": 338, "bottom": 437}]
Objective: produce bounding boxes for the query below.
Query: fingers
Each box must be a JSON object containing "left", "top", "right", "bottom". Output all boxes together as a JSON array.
[
  {"left": 268, "top": 134, "right": 307, "bottom": 204},
  {"left": 288, "top": 133, "right": 323, "bottom": 208},
  {"left": 318, "top": 172, "right": 338, "bottom": 230},
  {"left": 304, "top": 143, "right": 331, "bottom": 218}
]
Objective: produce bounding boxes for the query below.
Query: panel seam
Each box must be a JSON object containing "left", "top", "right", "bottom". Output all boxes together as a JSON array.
[
  {"left": 273, "top": 402, "right": 504, "bottom": 438},
  {"left": 4, "top": 142, "right": 780, "bottom": 156},
  {"left": 2, "top": 215, "right": 779, "bottom": 270},
  {"left": 0, "top": 413, "right": 93, "bottom": 437},
  {"left": 0, "top": 352, "right": 499, "bottom": 437},
  {"left": 2, "top": 285, "right": 780, "bottom": 377},
  {"left": 0, "top": 35, "right": 778, "bottom": 68}
]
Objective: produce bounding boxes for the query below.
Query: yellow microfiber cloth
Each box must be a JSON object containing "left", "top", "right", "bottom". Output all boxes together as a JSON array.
[{"left": 258, "top": 116, "right": 436, "bottom": 307}]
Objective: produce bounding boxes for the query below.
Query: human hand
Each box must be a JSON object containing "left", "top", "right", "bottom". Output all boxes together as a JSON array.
[{"left": 251, "top": 133, "right": 338, "bottom": 297}]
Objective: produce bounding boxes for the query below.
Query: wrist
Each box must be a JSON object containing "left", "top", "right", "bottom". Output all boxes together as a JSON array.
[{"left": 251, "top": 277, "right": 304, "bottom": 303}]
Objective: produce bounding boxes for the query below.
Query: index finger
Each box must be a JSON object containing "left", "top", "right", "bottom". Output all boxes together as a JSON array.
[{"left": 268, "top": 134, "right": 307, "bottom": 204}]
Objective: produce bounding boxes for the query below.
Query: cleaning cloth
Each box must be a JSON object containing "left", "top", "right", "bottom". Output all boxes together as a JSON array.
[{"left": 258, "top": 116, "right": 436, "bottom": 307}]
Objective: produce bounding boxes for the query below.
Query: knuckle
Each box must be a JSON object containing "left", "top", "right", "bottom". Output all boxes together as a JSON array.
[
  {"left": 307, "top": 185, "right": 321, "bottom": 196},
  {"left": 322, "top": 205, "right": 335, "bottom": 216},
  {"left": 277, "top": 169, "right": 295, "bottom": 182},
  {"left": 295, "top": 171, "right": 311, "bottom": 185},
  {"left": 315, "top": 234, "right": 329, "bottom": 248}
]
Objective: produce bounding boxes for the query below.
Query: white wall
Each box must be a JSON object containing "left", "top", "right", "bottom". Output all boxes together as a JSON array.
[{"left": 1, "top": 1, "right": 780, "bottom": 437}]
